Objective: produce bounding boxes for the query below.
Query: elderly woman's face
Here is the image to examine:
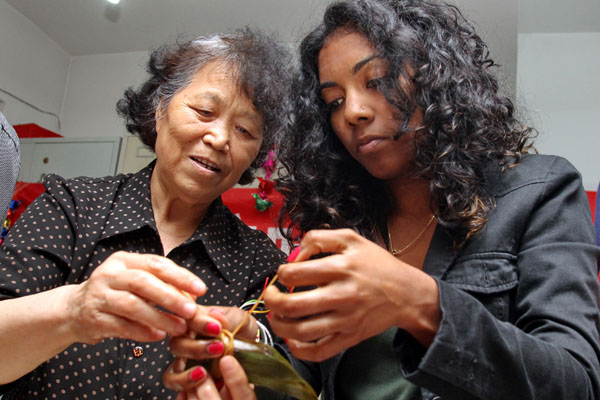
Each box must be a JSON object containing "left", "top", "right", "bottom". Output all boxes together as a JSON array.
[
  {"left": 318, "top": 30, "right": 422, "bottom": 182},
  {"left": 154, "top": 61, "right": 263, "bottom": 203}
]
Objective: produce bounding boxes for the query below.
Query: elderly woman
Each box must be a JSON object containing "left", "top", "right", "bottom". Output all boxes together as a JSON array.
[
  {"left": 0, "top": 28, "right": 292, "bottom": 399},
  {"left": 262, "top": 0, "right": 600, "bottom": 399}
]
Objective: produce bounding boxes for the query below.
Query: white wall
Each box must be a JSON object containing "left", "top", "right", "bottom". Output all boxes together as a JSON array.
[
  {"left": 517, "top": 33, "right": 600, "bottom": 191},
  {"left": 0, "top": 0, "right": 69, "bottom": 133},
  {"left": 455, "top": 0, "right": 519, "bottom": 97},
  {"left": 60, "top": 51, "right": 149, "bottom": 138}
]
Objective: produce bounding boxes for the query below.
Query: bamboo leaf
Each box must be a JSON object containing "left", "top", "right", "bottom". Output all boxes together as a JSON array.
[{"left": 187, "top": 334, "right": 317, "bottom": 400}]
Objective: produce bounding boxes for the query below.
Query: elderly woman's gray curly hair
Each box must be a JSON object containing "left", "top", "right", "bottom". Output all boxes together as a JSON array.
[{"left": 117, "top": 27, "right": 294, "bottom": 184}]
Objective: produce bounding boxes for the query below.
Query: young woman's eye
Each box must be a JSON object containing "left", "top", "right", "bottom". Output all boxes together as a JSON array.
[
  {"left": 366, "top": 77, "right": 383, "bottom": 89},
  {"left": 326, "top": 98, "right": 344, "bottom": 111}
]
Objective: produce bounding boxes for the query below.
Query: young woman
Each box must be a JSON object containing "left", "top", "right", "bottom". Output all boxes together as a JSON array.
[{"left": 264, "top": 1, "right": 600, "bottom": 399}]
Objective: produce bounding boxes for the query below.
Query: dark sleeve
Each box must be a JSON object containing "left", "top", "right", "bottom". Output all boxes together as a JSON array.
[
  {"left": 396, "top": 157, "right": 600, "bottom": 400},
  {"left": 0, "top": 175, "right": 77, "bottom": 395},
  {"left": 0, "top": 174, "right": 76, "bottom": 299}
]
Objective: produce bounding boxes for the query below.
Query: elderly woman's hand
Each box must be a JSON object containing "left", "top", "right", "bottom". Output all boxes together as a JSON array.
[
  {"left": 163, "top": 306, "right": 259, "bottom": 393},
  {"left": 168, "top": 356, "right": 256, "bottom": 400},
  {"left": 65, "top": 251, "right": 208, "bottom": 344},
  {"left": 264, "top": 228, "right": 441, "bottom": 362}
]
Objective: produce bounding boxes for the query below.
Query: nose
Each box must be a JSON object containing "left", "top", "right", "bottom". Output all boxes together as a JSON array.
[
  {"left": 203, "top": 122, "right": 230, "bottom": 153},
  {"left": 344, "top": 92, "right": 373, "bottom": 126}
]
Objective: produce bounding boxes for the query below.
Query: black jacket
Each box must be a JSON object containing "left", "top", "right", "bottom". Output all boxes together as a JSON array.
[{"left": 287, "top": 154, "right": 600, "bottom": 400}]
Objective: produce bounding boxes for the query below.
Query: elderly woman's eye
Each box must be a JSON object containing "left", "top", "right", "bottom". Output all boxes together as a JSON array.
[
  {"left": 237, "top": 126, "right": 254, "bottom": 137},
  {"left": 194, "top": 108, "right": 213, "bottom": 117}
]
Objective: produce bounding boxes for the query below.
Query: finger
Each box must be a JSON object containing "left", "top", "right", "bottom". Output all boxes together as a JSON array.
[
  {"left": 193, "top": 374, "right": 222, "bottom": 399},
  {"left": 116, "top": 252, "right": 208, "bottom": 297},
  {"left": 86, "top": 311, "right": 168, "bottom": 343},
  {"left": 169, "top": 336, "right": 226, "bottom": 360},
  {"left": 163, "top": 364, "right": 209, "bottom": 392},
  {"left": 299, "top": 228, "right": 358, "bottom": 257},
  {"left": 220, "top": 356, "right": 256, "bottom": 400},
  {"left": 285, "top": 334, "right": 349, "bottom": 362},
  {"left": 109, "top": 267, "right": 200, "bottom": 320},
  {"left": 188, "top": 307, "right": 256, "bottom": 342},
  {"left": 265, "top": 284, "right": 354, "bottom": 320},
  {"left": 268, "top": 310, "right": 347, "bottom": 343},
  {"left": 276, "top": 254, "right": 353, "bottom": 289},
  {"left": 100, "top": 286, "right": 188, "bottom": 336}
]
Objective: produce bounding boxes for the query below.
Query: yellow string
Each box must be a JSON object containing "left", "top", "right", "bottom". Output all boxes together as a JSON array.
[{"left": 231, "top": 274, "right": 278, "bottom": 337}]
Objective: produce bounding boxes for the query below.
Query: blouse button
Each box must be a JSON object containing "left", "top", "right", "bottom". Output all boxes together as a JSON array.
[{"left": 133, "top": 345, "right": 144, "bottom": 358}]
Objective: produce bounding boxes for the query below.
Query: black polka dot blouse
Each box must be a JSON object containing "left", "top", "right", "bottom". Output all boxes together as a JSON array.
[{"left": 0, "top": 162, "right": 285, "bottom": 399}]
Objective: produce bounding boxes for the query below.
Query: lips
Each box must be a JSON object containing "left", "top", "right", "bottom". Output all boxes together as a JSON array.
[
  {"left": 357, "top": 135, "right": 387, "bottom": 153},
  {"left": 190, "top": 156, "right": 221, "bottom": 172}
]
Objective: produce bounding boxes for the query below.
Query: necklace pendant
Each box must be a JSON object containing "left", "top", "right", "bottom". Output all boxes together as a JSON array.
[{"left": 390, "top": 248, "right": 402, "bottom": 256}]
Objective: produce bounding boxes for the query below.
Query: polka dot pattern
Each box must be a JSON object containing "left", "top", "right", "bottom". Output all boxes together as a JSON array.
[{"left": 0, "top": 163, "right": 285, "bottom": 399}]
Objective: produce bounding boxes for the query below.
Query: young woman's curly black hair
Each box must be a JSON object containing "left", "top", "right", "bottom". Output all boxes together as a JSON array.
[
  {"left": 277, "top": 0, "right": 536, "bottom": 244},
  {"left": 117, "top": 27, "right": 294, "bottom": 185}
]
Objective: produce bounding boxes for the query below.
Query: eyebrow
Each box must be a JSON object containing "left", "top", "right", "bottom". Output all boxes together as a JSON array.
[
  {"left": 192, "top": 92, "right": 262, "bottom": 123},
  {"left": 320, "top": 53, "right": 382, "bottom": 90}
]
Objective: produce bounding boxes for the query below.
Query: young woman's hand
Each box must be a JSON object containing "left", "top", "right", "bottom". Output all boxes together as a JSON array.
[{"left": 264, "top": 228, "right": 441, "bottom": 362}]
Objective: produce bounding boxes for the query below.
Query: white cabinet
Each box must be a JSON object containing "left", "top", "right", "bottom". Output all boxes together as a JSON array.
[
  {"left": 116, "top": 135, "right": 155, "bottom": 174},
  {"left": 18, "top": 136, "right": 122, "bottom": 182}
]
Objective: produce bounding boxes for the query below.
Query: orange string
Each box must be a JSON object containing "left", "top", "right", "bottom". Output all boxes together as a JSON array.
[{"left": 231, "top": 274, "right": 279, "bottom": 337}]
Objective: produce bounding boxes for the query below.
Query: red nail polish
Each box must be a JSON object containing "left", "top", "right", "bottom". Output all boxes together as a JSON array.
[
  {"left": 189, "top": 367, "right": 206, "bottom": 382},
  {"left": 267, "top": 311, "right": 272, "bottom": 322},
  {"left": 215, "top": 379, "right": 224, "bottom": 391},
  {"left": 207, "top": 342, "right": 225, "bottom": 355},
  {"left": 205, "top": 322, "right": 221, "bottom": 335},
  {"left": 287, "top": 246, "right": 301, "bottom": 262}
]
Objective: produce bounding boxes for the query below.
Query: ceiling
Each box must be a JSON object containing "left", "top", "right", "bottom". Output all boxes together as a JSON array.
[{"left": 5, "top": 0, "right": 600, "bottom": 56}]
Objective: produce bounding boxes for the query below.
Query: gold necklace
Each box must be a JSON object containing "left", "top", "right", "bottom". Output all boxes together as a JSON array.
[{"left": 387, "top": 214, "right": 436, "bottom": 256}]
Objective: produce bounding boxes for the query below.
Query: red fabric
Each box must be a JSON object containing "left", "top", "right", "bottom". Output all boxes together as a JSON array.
[
  {"left": 10, "top": 182, "right": 46, "bottom": 222},
  {"left": 13, "top": 123, "right": 62, "bottom": 138},
  {"left": 221, "top": 187, "right": 283, "bottom": 235},
  {"left": 587, "top": 191, "right": 596, "bottom": 223}
]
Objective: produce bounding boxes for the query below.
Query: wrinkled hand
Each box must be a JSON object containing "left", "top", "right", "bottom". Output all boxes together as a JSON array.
[
  {"left": 66, "top": 251, "right": 207, "bottom": 344},
  {"left": 264, "top": 229, "right": 440, "bottom": 362},
  {"left": 163, "top": 306, "right": 258, "bottom": 393}
]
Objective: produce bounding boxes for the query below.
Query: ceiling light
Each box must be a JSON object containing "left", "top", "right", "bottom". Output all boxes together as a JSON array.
[{"left": 106, "top": 0, "right": 120, "bottom": 4}]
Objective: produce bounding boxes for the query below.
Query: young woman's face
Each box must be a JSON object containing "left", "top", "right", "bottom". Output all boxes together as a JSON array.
[
  {"left": 154, "top": 60, "right": 263, "bottom": 204},
  {"left": 318, "top": 30, "right": 422, "bottom": 181}
]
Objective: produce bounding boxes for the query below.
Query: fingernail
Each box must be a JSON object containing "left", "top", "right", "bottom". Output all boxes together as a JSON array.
[
  {"left": 267, "top": 312, "right": 272, "bottom": 322},
  {"left": 189, "top": 366, "right": 206, "bottom": 382},
  {"left": 287, "top": 246, "right": 301, "bottom": 262},
  {"left": 205, "top": 322, "right": 221, "bottom": 335},
  {"left": 191, "top": 280, "right": 206, "bottom": 294},
  {"left": 215, "top": 379, "right": 224, "bottom": 390},
  {"left": 182, "top": 302, "right": 197, "bottom": 317},
  {"left": 207, "top": 342, "right": 225, "bottom": 355}
]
